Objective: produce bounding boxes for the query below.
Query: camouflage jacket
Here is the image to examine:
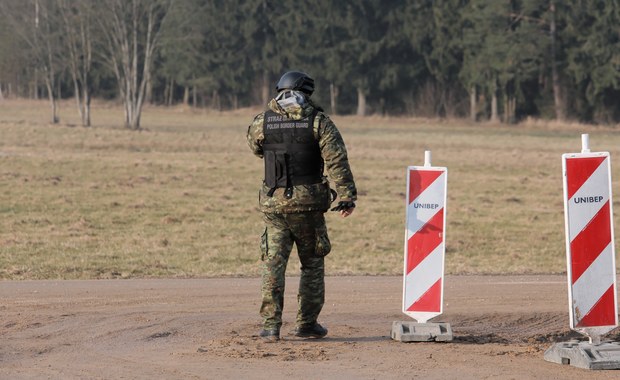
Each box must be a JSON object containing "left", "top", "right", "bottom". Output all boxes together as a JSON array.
[{"left": 247, "top": 98, "right": 357, "bottom": 214}]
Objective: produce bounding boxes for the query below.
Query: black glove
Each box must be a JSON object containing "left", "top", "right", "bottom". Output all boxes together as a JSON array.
[{"left": 331, "top": 201, "right": 356, "bottom": 212}]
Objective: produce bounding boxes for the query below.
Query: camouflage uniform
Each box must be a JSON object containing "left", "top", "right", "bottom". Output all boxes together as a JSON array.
[{"left": 247, "top": 97, "right": 357, "bottom": 332}]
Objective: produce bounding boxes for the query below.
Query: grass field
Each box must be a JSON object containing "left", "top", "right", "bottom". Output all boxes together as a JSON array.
[{"left": 1, "top": 99, "right": 620, "bottom": 280}]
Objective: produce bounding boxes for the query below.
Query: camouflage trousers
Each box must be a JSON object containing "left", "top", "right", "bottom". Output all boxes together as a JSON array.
[{"left": 260, "top": 211, "right": 331, "bottom": 331}]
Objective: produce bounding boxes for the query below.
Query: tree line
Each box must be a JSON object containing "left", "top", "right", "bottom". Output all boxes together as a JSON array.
[{"left": 1, "top": 0, "right": 619, "bottom": 129}]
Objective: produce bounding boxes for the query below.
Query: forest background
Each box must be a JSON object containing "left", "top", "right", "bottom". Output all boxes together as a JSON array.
[
  {"left": 2, "top": 1, "right": 620, "bottom": 279},
  {"left": 1, "top": 0, "right": 619, "bottom": 130}
]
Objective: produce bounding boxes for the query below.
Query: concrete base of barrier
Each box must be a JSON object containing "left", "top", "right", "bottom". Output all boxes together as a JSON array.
[
  {"left": 544, "top": 340, "right": 620, "bottom": 370},
  {"left": 391, "top": 321, "right": 453, "bottom": 342}
]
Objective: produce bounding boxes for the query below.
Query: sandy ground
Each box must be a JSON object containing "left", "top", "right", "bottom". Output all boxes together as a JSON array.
[{"left": 1, "top": 275, "right": 620, "bottom": 379}]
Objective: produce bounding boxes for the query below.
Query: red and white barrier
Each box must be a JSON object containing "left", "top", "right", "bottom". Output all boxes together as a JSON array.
[
  {"left": 562, "top": 134, "right": 618, "bottom": 343},
  {"left": 403, "top": 151, "right": 447, "bottom": 323}
]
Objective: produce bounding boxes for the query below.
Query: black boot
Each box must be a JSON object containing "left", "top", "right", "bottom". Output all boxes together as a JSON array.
[
  {"left": 294, "top": 323, "right": 328, "bottom": 338},
  {"left": 259, "top": 328, "right": 280, "bottom": 342}
]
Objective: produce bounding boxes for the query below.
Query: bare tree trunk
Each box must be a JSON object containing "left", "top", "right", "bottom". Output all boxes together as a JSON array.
[
  {"left": 191, "top": 75, "right": 197, "bottom": 107},
  {"left": 33, "top": 69, "right": 39, "bottom": 99},
  {"left": 211, "top": 89, "right": 220, "bottom": 110},
  {"left": 163, "top": 79, "right": 170, "bottom": 106},
  {"left": 0, "top": 0, "right": 63, "bottom": 112},
  {"left": 470, "top": 85, "right": 477, "bottom": 122},
  {"left": 438, "top": 87, "right": 447, "bottom": 117},
  {"left": 59, "top": 0, "right": 94, "bottom": 126},
  {"left": 84, "top": 90, "right": 91, "bottom": 126},
  {"left": 183, "top": 86, "right": 189, "bottom": 106},
  {"left": 72, "top": 80, "right": 83, "bottom": 120},
  {"left": 146, "top": 76, "right": 153, "bottom": 104},
  {"left": 43, "top": 3, "right": 59, "bottom": 123},
  {"left": 330, "top": 82, "right": 338, "bottom": 115},
  {"left": 34, "top": 1, "right": 39, "bottom": 102},
  {"left": 43, "top": 76, "right": 59, "bottom": 123},
  {"left": 550, "top": 1, "right": 565, "bottom": 121},
  {"left": 356, "top": 87, "right": 366, "bottom": 117},
  {"left": 166, "top": 78, "right": 175, "bottom": 106},
  {"left": 490, "top": 83, "right": 499, "bottom": 123},
  {"left": 129, "top": 0, "right": 139, "bottom": 127},
  {"left": 230, "top": 94, "right": 239, "bottom": 110},
  {"left": 98, "top": 0, "right": 172, "bottom": 130},
  {"left": 503, "top": 94, "right": 516, "bottom": 124},
  {"left": 0, "top": 84, "right": 4, "bottom": 100},
  {"left": 261, "top": 70, "right": 269, "bottom": 105}
]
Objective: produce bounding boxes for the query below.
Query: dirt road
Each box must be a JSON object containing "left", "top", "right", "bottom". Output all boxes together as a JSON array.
[{"left": 2, "top": 275, "right": 619, "bottom": 379}]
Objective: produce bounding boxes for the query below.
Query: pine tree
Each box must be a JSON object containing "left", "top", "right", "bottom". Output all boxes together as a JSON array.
[{"left": 563, "top": 0, "right": 620, "bottom": 122}]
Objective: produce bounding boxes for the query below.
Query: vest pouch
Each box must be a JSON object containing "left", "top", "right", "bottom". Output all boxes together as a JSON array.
[
  {"left": 264, "top": 151, "right": 276, "bottom": 188},
  {"left": 264, "top": 150, "right": 289, "bottom": 188}
]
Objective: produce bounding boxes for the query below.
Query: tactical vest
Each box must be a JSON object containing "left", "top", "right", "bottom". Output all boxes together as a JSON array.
[{"left": 262, "top": 110, "right": 323, "bottom": 196}]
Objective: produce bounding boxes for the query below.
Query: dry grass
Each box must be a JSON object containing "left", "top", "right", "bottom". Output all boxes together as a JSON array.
[{"left": 1, "top": 99, "right": 620, "bottom": 279}]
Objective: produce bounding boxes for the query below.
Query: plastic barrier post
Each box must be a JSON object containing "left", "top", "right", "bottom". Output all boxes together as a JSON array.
[
  {"left": 392, "top": 150, "right": 452, "bottom": 342},
  {"left": 545, "top": 134, "right": 620, "bottom": 369}
]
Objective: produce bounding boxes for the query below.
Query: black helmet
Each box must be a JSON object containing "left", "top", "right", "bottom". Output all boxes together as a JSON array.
[{"left": 275, "top": 71, "right": 315, "bottom": 96}]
